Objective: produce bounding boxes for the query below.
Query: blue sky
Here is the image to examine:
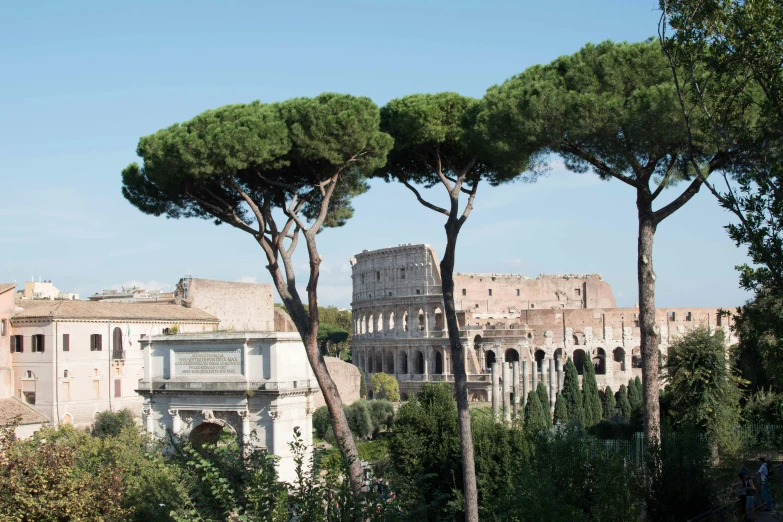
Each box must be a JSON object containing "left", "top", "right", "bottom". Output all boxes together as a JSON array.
[{"left": 0, "top": 0, "right": 750, "bottom": 308}]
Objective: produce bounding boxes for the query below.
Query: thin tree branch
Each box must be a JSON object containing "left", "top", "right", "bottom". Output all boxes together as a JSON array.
[
  {"left": 560, "top": 141, "right": 640, "bottom": 188},
  {"left": 651, "top": 155, "right": 679, "bottom": 201},
  {"left": 401, "top": 180, "right": 449, "bottom": 216}
]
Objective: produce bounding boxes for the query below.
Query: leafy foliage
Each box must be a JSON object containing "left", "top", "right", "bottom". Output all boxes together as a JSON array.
[
  {"left": 312, "top": 406, "right": 331, "bottom": 440},
  {"left": 734, "top": 291, "right": 783, "bottom": 392},
  {"left": 582, "top": 357, "right": 602, "bottom": 427},
  {"left": 536, "top": 381, "right": 552, "bottom": 428},
  {"left": 553, "top": 392, "right": 569, "bottom": 426},
  {"left": 92, "top": 408, "right": 137, "bottom": 438},
  {"left": 627, "top": 378, "right": 643, "bottom": 414},
  {"left": 562, "top": 358, "right": 585, "bottom": 426},
  {"left": 602, "top": 386, "right": 616, "bottom": 421},
  {"left": 664, "top": 326, "right": 743, "bottom": 455},
  {"left": 370, "top": 372, "right": 400, "bottom": 402},
  {"left": 524, "top": 390, "right": 548, "bottom": 435},
  {"left": 344, "top": 400, "right": 374, "bottom": 441},
  {"left": 618, "top": 385, "right": 632, "bottom": 420},
  {"left": 368, "top": 399, "right": 395, "bottom": 438}
]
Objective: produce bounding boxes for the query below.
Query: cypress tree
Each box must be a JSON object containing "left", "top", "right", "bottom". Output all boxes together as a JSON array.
[
  {"left": 359, "top": 371, "right": 367, "bottom": 399},
  {"left": 618, "top": 384, "right": 632, "bottom": 419},
  {"left": 524, "top": 390, "right": 548, "bottom": 434},
  {"left": 602, "top": 385, "right": 616, "bottom": 421},
  {"left": 536, "top": 381, "right": 552, "bottom": 428},
  {"left": 553, "top": 392, "right": 568, "bottom": 426},
  {"left": 562, "top": 357, "right": 584, "bottom": 426},
  {"left": 582, "top": 357, "right": 602, "bottom": 427},
  {"left": 628, "top": 378, "right": 642, "bottom": 412},
  {"left": 634, "top": 376, "right": 643, "bottom": 409}
]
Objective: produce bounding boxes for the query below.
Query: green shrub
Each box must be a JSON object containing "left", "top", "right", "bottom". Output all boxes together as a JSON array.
[
  {"left": 92, "top": 408, "right": 137, "bottom": 438},
  {"left": 368, "top": 399, "right": 394, "bottom": 437},
  {"left": 345, "top": 400, "right": 373, "bottom": 440},
  {"left": 312, "top": 406, "right": 331, "bottom": 440}
]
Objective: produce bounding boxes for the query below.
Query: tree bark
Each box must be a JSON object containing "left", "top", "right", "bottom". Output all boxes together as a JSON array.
[
  {"left": 637, "top": 194, "right": 661, "bottom": 456},
  {"left": 270, "top": 282, "right": 365, "bottom": 495},
  {"left": 441, "top": 221, "right": 479, "bottom": 522}
]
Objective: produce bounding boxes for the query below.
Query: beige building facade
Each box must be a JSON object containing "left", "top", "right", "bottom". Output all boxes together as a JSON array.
[{"left": 350, "top": 245, "right": 736, "bottom": 407}]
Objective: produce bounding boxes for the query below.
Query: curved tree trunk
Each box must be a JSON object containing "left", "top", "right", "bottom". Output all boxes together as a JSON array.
[
  {"left": 441, "top": 221, "right": 479, "bottom": 522},
  {"left": 269, "top": 277, "right": 364, "bottom": 496},
  {"left": 637, "top": 197, "right": 661, "bottom": 462}
]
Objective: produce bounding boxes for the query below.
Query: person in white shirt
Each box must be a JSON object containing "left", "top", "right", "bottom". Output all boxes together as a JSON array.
[{"left": 759, "top": 457, "right": 773, "bottom": 512}]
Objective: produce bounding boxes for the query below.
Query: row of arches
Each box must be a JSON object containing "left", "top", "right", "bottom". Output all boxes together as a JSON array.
[
  {"left": 353, "top": 306, "right": 445, "bottom": 336},
  {"left": 356, "top": 347, "right": 454, "bottom": 376},
  {"left": 482, "top": 346, "right": 631, "bottom": 376}
]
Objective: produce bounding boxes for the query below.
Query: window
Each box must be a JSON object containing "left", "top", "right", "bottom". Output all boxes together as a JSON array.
[
  {"left": 488, "top": 289, "right": 493, "bottom": 296},
  {"left": 376, "top": 271, "right": 381, "bottom": 281},
  {"left": 63, "top": 369, "right": 70, "bottom": 378},
  {"left": 32, "top": 334, "right": 45, "bottom": 353},
  {"left": 388, "top": 292, "right": 392, "bottom": 296},
  {"left": 0, "top": 319, "right": 5, "bottom": 336},
  {"left": 368, "top": 294, "right": 371, "bottom": 299},
  {"left": 531, "top": 303, "right": 535, "bottom": 308},
  {"left": 462, "top": 289, "right": 466, "bottom": 296},
  {"left": 400, "top": 268, "right": 405, "bottom": 279},
  {"left": 114, "top": 379, "right": 121, "bottom": 398},
  {"left": 516, "top": 289, "right": 520, "bottom": 296},
  {"left": 62, "top": 334, "right": 69, "bottom": 351},
  {"left": 25, "top": 371, "right": 32, "bottom": 378},
  {"left": 361, "top": 274, "right": 365, "bottom": 284},
  {"left": 668, "top": 311, "right": 676, "bottom": 321},
  {"left": 686, "top": 312, "right": 692, "bottom": 321},
  {"left": 716, "top": 313, "right": 722, "bottom": 326},
  {"left": 475, "top": 303, "right": 479, "bottom": 308},
  {"left": 575, "top": 288, "right": 581, "bottom": 296},
  {"left": 90, "top": 334, "right": 102, "bottom": 351},
  {"left": 11, "top": 335, "right": 23, "bottom": 353},
  {"left": 415, "top": 289, "right": 420, "bottom": 295},
  {"left": 634, "top": 320, "right": 640, "bottom": 327}
]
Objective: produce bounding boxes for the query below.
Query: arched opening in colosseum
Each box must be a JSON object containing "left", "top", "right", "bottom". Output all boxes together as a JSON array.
[
  {"left": 385, "top": 351, "right": 395, "bottom": 373},
  {"left": 554, "top": 348, "right": 564, "bottom": 362},
  {"left": 593, "top": 348, "right": 606, "bottom": 375},
  {"left": 398, "top": 351, "right": 408, "bottom": 374},
  {"left": 505, "top": 349, "right": 520, "bottom": 363},
  {"left": 435, "top": 351, "right": 444, "bottom": 374},
  {"left": 573, "top": 334, "right": 580, "bottom": 345},
  {"left": 417, "top": 309, "right": 425, "bottom": 332},
  {"left": 403, "top": 311, "right": 409, "bottom": 333},
  {"left": 413, "top": 350, "right": 425, "bottom": 374},
  {"left": 400, "top": 392, "right": 409, "bottom": 401},
  {"left": 374, "top": 351, "right": 383, "bottom": 373},
  {"left": 535, "top": 349, "right": 546, "bottom": 373},
  {"left": 434, "top": 307, "right": 443, "bottom": 330},
  {"left": 485, "top": 349, "right": 496, "bottom": 370},
  {"left": 389, "top": 311, "right": 395, "bottom": 330},
  {"left": 377, "top": 312, "right": 384, "bottom": 333},
  {"left": 573, "top": 349, "right": 586, "bottom": 375},
  {"left": 474, "top": 334, "right": 482, "bottom": 352},
  {"left": 631, "top": 347, "right": 641, "bottom": 368},
  {"left": 613, "top": 347, "right": 626, "bottom": 371},
  {"left": 368, "top": 313, "right": 374, "bottom": 334}
]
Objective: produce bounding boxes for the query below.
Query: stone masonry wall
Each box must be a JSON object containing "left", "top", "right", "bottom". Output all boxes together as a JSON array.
[
  {"left": 176, "top": 278, "right": 274, "bottom": 332},
  {"left": 312, "top": 357, "right": 361, "bottom": 408}
]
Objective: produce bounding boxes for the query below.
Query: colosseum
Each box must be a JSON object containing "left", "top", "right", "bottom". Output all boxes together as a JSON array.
[{"left": 350, "top": 244, "right": 736, "bottom": 408}]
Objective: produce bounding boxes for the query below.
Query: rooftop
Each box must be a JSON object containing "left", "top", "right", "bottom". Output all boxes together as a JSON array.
[
  {"left": 0, "top": 397, "right": 49, "bottom": 426},
  {"left": 12, "top": 301, "right": 219, "bottom": 322},
  {"left": 0, "top": 283, "right": 16, "bottom": 295}
]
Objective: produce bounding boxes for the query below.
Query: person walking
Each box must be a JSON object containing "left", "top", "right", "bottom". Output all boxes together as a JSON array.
[
  {"left": 759, "top": 457, "right": 774, "bottom": 512},
  {"left": 738, "top": 470, "right": 749, "bottom": 519},
  {"left": 744, "top": 470, "right": 757, "bottom": 520}
]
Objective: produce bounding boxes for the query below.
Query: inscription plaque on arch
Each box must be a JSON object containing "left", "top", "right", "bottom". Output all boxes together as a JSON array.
[{"left": 174, "top": 349, "right": 242, "bottom": 376}]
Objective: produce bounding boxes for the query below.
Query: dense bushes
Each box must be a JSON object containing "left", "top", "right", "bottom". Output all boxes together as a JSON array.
[{"left": 314, "top": 399, "right": 396, "bottom": 443}]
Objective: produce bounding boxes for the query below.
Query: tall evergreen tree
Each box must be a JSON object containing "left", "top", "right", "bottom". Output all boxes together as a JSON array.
[
  {"left": 618, "top": 385, "right": 632, "bottom": 419},
  {"left": 628, "top": 378, "right": 643, "bottom": 413},
  {"left": 582, "top": 357, "right": 602, "bottom": 427},
  {"left": 562, "top": 358, "right": 584, "bottom": 426},
  {"left": 603, "top": 386, "right": 616, "bottom": 421},
  {"left": 524, "top": 390, "right": 548, "bottom": 435},
  {"left": 553, "top": 392, "right": 568, "bottom": 426},
  {"left": 536, "top": 381, "right": 552, "bottom": 428}
]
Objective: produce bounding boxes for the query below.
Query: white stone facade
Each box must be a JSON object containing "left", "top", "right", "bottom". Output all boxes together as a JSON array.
[
  {"left": 138, "top": 332, "right": 317, "bottom": 483},
  {"left": 350, "top": 244, "right": 737, "bottom": 405}
]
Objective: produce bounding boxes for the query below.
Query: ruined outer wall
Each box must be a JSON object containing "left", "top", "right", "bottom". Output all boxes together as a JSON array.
[
  {"left": 312, "top": 357, "right": 361, "bottom": 408},
  {"left": 176, "top": 278, "right": 274, "bottom": 332},
  {"left": 351, "top": 244, "right": 441, "bottom": 304},
  {"left": 453, "top": 273, "right": 615, "bottom": 313}
]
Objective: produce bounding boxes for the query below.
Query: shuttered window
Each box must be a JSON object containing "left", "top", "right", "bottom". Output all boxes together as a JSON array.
[
  {"left": 32, "top": 334, "right": 45, "bottom": 353},
  {"left": 11, "top": 335, "right": 23, "bottom": 353},
  {"left": 62, "top": 334, "right": 69, "bottom": 352},
  {"left": 90, "top": 334, "right": 102, "bottom": 351}
]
